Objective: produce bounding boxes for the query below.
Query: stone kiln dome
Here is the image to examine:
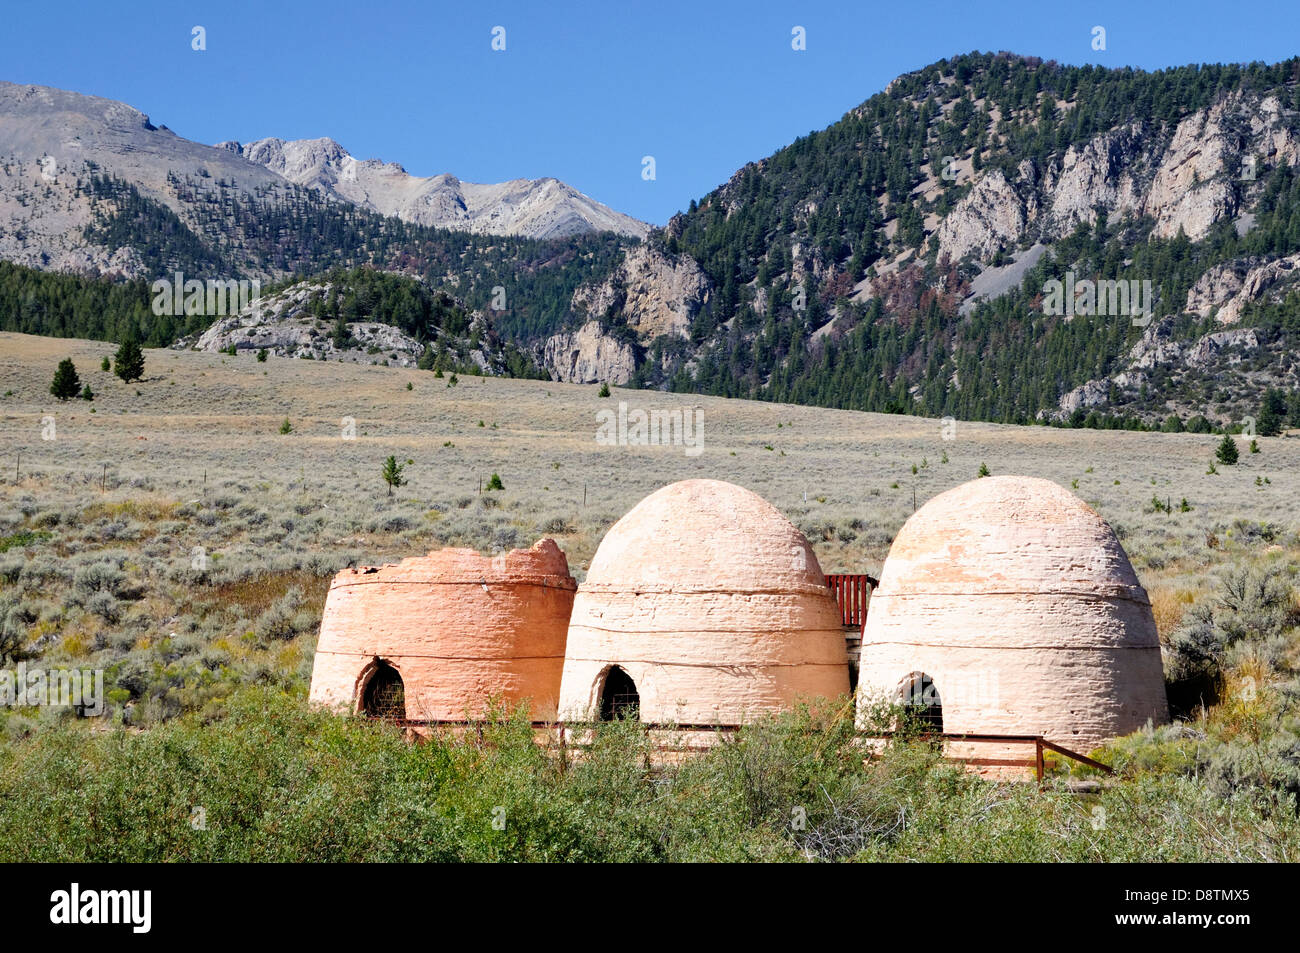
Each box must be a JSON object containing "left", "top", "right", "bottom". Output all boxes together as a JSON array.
[
  {"left": 309, "top": 539, "right": 576, "bottom": 721},
  {"left": 558, "top": 479, "right": 851, "bottom": 724},
  {"left": 856, "top": 476, "right": 1168, "bottom": 751}
]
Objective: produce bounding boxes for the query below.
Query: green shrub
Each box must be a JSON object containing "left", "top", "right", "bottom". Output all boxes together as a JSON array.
[{"left": 2, "top": 687, "right": 1293, "bottom": 862}]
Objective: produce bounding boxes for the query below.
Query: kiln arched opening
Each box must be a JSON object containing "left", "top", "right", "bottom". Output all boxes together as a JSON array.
[
  {"left": 898, "top": 671, "right": 942, "bottom": 733},
  {"left": 598, "top": 666, "right": 639, "bottom": 721},
  {"left": 362, "top": 661, "right": 406, "bottom": 719}
]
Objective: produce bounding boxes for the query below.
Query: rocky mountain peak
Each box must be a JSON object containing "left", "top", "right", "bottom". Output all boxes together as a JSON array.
[{"left": 228, "top": 135, "right": 648, "bottom": 239}]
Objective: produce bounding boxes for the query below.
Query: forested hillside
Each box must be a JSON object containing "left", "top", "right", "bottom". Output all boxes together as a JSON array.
[
  {"left": 648, "top": 53, "right": 1300, "bottom": 428},
  {"left": 77, "top": 171, "right": 629, "bottom": 340},
  {"left": 9, "top": 53, "right": 1300, "bottom": 426},
  {"left": 0, "top": 260, "right": 543, "bottom": 380}
]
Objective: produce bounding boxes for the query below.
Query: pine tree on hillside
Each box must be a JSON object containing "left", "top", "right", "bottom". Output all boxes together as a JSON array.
[
  {"left": 114, "top": 337, "right": 145, "bottom": 383},
  {"left": 1257, "top": 388, "right": 1287, "bottom": 436},
  {"left": 381, "top": 455, "right": 406, "bottom": 496},
  {"left": 332, "top": 315, "right": 351, "bottom": 351},
  {"left": 49, "top": 358, "right": 81, "bottom": 401},
  {"left": 1215, "top": 433, "right": 1239, "bottom": 466}
]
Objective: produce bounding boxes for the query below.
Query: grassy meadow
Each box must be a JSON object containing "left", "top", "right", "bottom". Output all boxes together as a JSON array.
[{"left": 1, "top": 330, "right": 1298, "bottom": 860}]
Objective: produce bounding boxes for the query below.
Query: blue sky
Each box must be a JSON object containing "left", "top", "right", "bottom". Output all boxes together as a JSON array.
[{"left": 3, "top": 0, "right": 1299, "bottom": 226}]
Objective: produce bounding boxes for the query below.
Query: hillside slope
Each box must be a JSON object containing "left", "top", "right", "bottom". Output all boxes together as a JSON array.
[
  {"left": 585, "top": 53, "right": 1300, "bottom": 429},
  {"left": 9, "top": 59, "right": 1300, "bottom": 428}
]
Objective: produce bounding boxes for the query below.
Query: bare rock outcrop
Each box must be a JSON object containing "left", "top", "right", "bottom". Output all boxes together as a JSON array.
[
  {"left": 181, "top": 281, "right": 425, "bottom": 365},
  {"left": 178, "top": 278, "right": 514, "bottom": 372},
  {"left": 944, "top": 92, "right": 1300, "bottom": 264},
  {"left": 1185, "top": 253, "right": 1300, "bottom": 323},
  {"left": 571, "top": 243, "right": 711, "bottom": 340},
  {"left": 1126, "top": 316, "right": 1186, "bottom": 370},
  {"left": 1184, "top": 326, "right": 1260, "bottom": 368},
  {"left": 1044, "top": 123, "right": 1146, "bottom": 233},
  {"left": 1051, "top": 315, "right": 1274, "bottom": 422},
  {"left": 936, "top": 168, "right": 1032, "bottom": 261},
  {"left": 1057, "top": 378, "right": 1113, "bottom": 416},
  {"left": 540, "top": 320, "right": 638, "bottom": 384},
  {"left": 541, "top": 244, "right": 711, "bottom": 383}
]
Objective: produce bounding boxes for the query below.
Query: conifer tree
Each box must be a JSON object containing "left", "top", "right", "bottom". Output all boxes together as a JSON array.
[
  {"left": 113, "top": 337, "right": 145, "bottom": 383},
  {"left": 382, "top": 455, "right": 406, "bottom": 496},
  {"left": 49, "top": 358, "right": 81, "bottom": 401},
  {"left": 1215, "top": 433, "right": 1239, "bottom": 466}
]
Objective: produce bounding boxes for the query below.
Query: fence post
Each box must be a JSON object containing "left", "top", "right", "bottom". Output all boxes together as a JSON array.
[{"left": 1035, "top": 738, "right": 1044, "bottom": 786}]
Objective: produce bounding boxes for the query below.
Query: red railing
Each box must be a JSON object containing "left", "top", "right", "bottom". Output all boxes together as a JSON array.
[{"left": 825, "top": 573, "right": 877, "bottom": 627}]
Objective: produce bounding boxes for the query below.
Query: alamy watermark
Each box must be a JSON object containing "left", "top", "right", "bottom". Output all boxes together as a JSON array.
[
  {"left": 1, "top": 663, "right": 104, "bottom": 716},
  {"left": 1042, "top": 271, "right": 1152, "bottom": 326},
  {"left": 151, "top": 272, "right": 261, "bottom": 317},
  {"left": 50, "top": 883, "right": 150, "bottom": 933},
  {"left": 596, "top": 401, "right": 704, "bottom": 457}
]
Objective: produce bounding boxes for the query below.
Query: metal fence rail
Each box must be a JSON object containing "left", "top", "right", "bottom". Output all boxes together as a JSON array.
[{"left": 385, "top": 719, "right": 1114, "bottom": 782}]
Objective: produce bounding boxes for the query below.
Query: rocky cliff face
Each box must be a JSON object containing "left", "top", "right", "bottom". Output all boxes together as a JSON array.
[
  {"left": 179, "top": 281, "right": 427, "bottom": 366},
  {"left": 539, "top": 321, "right": 638, "bottom": 384},
  {"left": 539, "top": 244, "right": 711, "bottom": 383},
  {"left": 571, "top": 243, "right": 710, "bottom": 338},
  {"left": 1185, "top": 253, "right": 1300, "bottom": 324},
  {"left": 939, "top": 92, "right": 1300, "bottom": 263},
  {"left": 223, "top": 136, "right": 649, "bottom": 240},
  {"left": 1054, "top": 316, "right": 1289, "bottom": 425},
  {"left": 936, "top": 165, "right": 1036, "bottom": 262}
]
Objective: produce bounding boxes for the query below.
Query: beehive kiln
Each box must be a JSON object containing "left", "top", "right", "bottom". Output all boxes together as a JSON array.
[
  {"left": 856, "top": 475, "right": 1169, "bottom": 751},
  {"left": 557, "top": 479, "right": 851, "bottom": 724},
  {"left": 309, "top": 538, "right": 576, "bottom": 721}
]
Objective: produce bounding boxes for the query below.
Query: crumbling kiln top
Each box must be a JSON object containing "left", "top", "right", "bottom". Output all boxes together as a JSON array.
[{"left": 329, "top": 537, "right": 576, "bottom": 591}]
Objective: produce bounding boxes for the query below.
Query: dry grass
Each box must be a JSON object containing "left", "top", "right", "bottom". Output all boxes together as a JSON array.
[
  {"left": 1149, "top": 585, "right": 1199, "bottom": 639},
  {"left": 2, "top": 330, "right": 1300, "bottom": 721},
  {"left": 206, "top": 570, "right": 330, "bottom": 620}
]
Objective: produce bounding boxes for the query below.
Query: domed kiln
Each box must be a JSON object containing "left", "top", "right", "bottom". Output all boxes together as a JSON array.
[
  {"left": 309, "top": 539, "right": 576, "bottom": 721},
  {"left": 856, "top": 475, "right": 1168, "bottom": 751},
  {"left": 558, "top": 479, "right": 851, "bottom": 724}
]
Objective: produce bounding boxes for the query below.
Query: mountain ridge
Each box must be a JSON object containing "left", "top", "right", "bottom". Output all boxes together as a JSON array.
[
  {"left": 218, "top": 134, "right": 649, "bottom": 239},
  {"left": 7, "top": 55, "right": 1300, "bottom": 431},
  {"left": 0, "top": 78, "right": 645, "bottom": 278}
]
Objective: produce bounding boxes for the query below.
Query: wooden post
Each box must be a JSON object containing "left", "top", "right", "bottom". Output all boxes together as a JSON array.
[
  {"left": 557, "top": 721, "right": 567, "bottom": 774},
  {"left": 1035, "top": 738, "right": 1045, "bottom": 786},
  {"left": 13, "top": 452, "right": 19, "bottom": 483},
  {"left": 101, "top": 463, "right": 107, "bottom": 492}
]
